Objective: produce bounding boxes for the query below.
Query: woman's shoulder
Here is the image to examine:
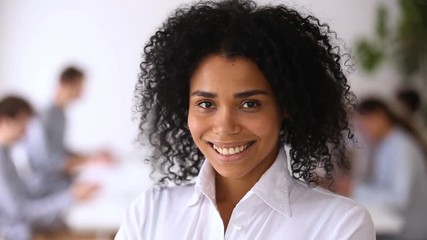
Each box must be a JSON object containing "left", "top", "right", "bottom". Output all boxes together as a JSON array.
[
  {"left": 293, "top": 180, "right": 360, "bottom": 205},
  {"left": 289, "top": 180, "right": 375, "bottom": 237},
  {"left": 154, "top": 184, "right": 194, "bottom": 198},
  {"left": 292, "top": 179, "right": 372, "bottom": 218},
  {"left": 130, "top": 184, "right": 196, "bottom": 211},
  {"left": 116, "top": 184, "right": 197, "bottom": 239}
]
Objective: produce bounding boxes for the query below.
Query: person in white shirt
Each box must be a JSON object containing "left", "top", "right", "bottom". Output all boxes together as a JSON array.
[
  {"left": 354, "top": 97, "right": 427, "bottom": 239},
  {"left": 116, "top": 0, "right": 375, "bottom": 239}
]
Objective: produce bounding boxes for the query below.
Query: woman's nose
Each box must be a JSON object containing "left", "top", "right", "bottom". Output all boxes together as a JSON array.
[{"left": 212, "top": 108, "right": 241, "bottom": 136}]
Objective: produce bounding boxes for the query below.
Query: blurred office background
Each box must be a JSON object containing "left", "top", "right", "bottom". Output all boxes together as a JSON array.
[
  {"left": 1, "top": 0, "right": 425, "bottom": 239},
  {"left": 0, "top": 0, "right": 407, "bottom": 159}
]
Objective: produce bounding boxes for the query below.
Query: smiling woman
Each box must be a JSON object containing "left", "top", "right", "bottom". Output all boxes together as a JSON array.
[{"left": 116, "top": 0, "right": 375, "bottom": 239}]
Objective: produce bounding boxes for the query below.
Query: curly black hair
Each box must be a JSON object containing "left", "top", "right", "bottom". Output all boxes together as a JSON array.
[{"left": 136, "top": 0, "right": 354, "bottom": 186}]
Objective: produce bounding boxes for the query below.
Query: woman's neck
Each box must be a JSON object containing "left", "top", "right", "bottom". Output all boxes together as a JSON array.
[{"left": 215, "top": 174, "right": 256, "bottom": 206}]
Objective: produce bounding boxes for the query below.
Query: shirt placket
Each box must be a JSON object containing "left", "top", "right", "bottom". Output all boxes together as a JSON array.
[
  {"left": 206, "top": 195, "right": 225, "bottom": 240},
  {"left": 224, "top": 196, "right": 251, "bottom": 240}
]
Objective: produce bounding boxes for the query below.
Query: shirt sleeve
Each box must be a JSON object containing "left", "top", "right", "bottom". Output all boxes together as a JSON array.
[
  {"left": 0, "top": 153, "right": 30, "bottom": 240},
  {"left": 0, "top": 222, "right": 31, "bottom": 240},
  {"left": 0, "top": 170, "right": 20, "bottom": 223},
  {"left": 361, "top": 140, "right": 419, "bottom": 212},
  {"left": 1, "top": 147, "right": 73, "bottom": 236},
  {"left": 26, "top": 118, "right": 66, "bottom": 175},
  {"left": 24, "top": 190, "right": 73, "bottom": 228},
  {"left": 388, "top": 143, "right": 418, "bottom": 211},
  {"left": 24, "top": 117, "right": 70, "bottom": 197},
  {"left": 330, "top": 205, "right": 376, "bottom": 240},
  {"left": 41, "top": 107, "right": 68, "bottom": 155}
]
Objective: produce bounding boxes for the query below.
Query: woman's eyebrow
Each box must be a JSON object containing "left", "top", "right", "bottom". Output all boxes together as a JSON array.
[
  {"left": 190, "top": 89, "right": 268, "bottom": 98},
  {"left": 234, "top": 90, "right": 268, "bottom": 98},
  {"left": 191, "top": 90, "right": 217, "bottom": 98}
]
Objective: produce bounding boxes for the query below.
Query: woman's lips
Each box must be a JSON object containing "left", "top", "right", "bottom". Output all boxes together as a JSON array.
[{"left": 207, "top": 141, "right": 255, "bottom": 161}]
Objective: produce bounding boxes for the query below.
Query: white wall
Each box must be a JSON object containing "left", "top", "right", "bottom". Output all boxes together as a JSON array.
[{"left": 0, "top": 0, "right": 399, "bottom": 154}]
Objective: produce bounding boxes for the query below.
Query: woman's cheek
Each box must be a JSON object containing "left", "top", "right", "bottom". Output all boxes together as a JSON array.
[{"left": 188, "top": 114, "right": 207, "bottom": 138}]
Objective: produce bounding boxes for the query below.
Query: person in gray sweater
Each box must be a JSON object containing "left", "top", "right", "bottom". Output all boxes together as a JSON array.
[
  {"left": 25, "top": 66, "right": 113, "bottom": 196},
  {"left": 0, "top": 95, "right": 97, "bottom": 240}
]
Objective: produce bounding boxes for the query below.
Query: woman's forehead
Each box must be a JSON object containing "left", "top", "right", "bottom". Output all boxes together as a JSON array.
[{"left": 189, "top": 55, "right": 272, "bottom": 94}]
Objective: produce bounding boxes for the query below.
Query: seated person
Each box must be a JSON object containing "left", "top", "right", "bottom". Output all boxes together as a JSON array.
[
  {"left": 354, "top": 96, "right": 427, "bottom": 240},
  {"left": 0, "top": 95, "right": 97, "bottom": 240},
  {"left": 25, "top": 66, "right": 113, "bottom": 196}
]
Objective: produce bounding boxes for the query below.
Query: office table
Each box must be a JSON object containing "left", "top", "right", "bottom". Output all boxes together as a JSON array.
[
  {"left": 352, "top": 185, "right": 404, "bottom": 236},
  {"left": 66, "top": 156, "right": 152, "bottom": 236}
]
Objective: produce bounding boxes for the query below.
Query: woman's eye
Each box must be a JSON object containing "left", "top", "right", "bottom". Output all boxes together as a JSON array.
[
  {"left": 197, "top": 101, "right": 214, "bottom": 109},
  {"left": 241, "top": 101, "right": 259, "bottom": 109}
]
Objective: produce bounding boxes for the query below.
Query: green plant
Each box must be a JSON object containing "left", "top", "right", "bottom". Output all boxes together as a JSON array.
[
  {"left": 355, "top": 0, "right": 427, "bottom": 79},
  {"left": 397, "top": 0, "right": 427, "bottom": 77},
  {"left": 355, "top": 0, "right": 427, "bottom": 122},
  {"left": 356, "top": 5, "right": 390, "bottom": 73}
]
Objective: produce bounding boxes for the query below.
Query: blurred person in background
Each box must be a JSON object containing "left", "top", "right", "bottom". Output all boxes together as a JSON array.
[
  {"left": 25, "top": 66, "right": 114, "bottom": 196},
  {"left": 354, "top": 96, "right": 427, "bottom": 240},
  {"left": 0, "top": 95, "right": 98, "bottom": 240},
  {"left": 396, "top": 88, "right": 421, "bottom": 118},
  {"left": 396, "top": 87, "right": 427, "bottom": 141}
]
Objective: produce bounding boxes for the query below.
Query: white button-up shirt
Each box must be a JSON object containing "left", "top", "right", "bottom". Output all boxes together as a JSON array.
[{"left": 116, "top": 149, "right": 375, "bottom": 239}]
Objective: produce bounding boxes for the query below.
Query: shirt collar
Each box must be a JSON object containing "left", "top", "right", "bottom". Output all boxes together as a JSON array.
[
  {"left": 251, "top": 148, "right": 292, "bottom": 217},
  {"left": 188, "top": 148, "right": 293, "bottom": 217},
  {"left": 188, "top": 157, "right": 217, "bottom": 206}
]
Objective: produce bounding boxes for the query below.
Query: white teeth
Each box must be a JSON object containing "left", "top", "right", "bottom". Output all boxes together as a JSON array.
[
  {"left": 212, "top": 143, "right": 251, "bottom": 156},
  {"left": 229, "top": 148, "right": 235, "bottom": 155}
]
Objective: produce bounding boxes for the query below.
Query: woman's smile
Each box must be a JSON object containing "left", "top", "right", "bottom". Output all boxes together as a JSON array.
[
  {"left": 206, "top": 140, "right": 256, "bottom": 162},
  {"left": 212, "top": 142, "right": 253, "bottom": 155}
]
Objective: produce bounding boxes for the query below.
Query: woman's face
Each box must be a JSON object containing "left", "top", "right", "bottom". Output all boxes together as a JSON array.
[{"left": 188, "top": 55, "right": 283, "bottom": 181}]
